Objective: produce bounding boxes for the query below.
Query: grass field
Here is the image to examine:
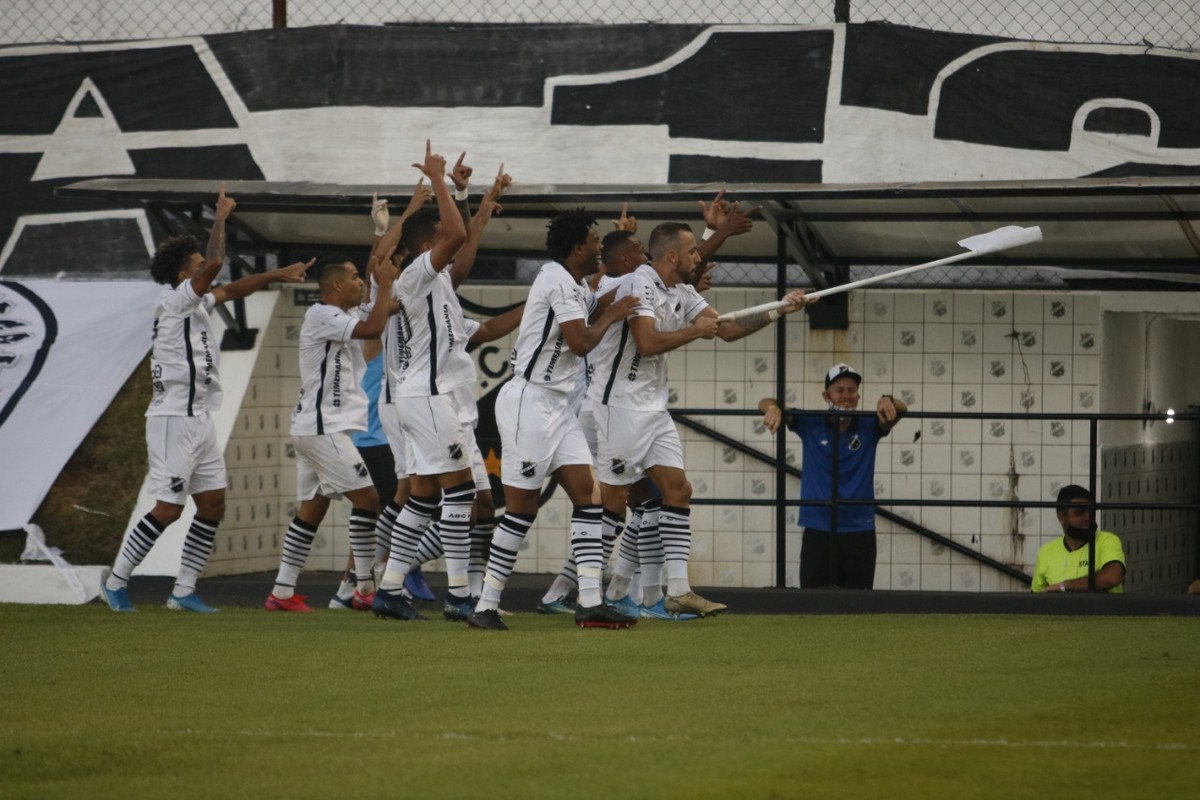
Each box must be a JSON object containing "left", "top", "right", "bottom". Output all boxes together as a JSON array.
[{"left": 1, "top": 607, "right": 1196, "bottom": 799}]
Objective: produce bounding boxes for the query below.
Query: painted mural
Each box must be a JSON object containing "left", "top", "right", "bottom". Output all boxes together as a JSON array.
[{"left": 2, "top": 22, "right": 1199, "bottom": 279}]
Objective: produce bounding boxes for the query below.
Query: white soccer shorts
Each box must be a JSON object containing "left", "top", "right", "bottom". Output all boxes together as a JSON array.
[
  {"left": 496, "top": 379, "right": 592, "bottom": 490},
  {"left": 294, "top": 431, "right": 375, "bottom": 500},
  {"left": 395, "top": 394, "right": 471, "bottom": 476},
  {"left": 146, "top": 414, "right": 227, "bottom": 504},
  {"left": 378, "top": 401, "right": 411, "bottom": 480},
  {"left": 593, "top": 404, "right": 685, "bottom": 486}
]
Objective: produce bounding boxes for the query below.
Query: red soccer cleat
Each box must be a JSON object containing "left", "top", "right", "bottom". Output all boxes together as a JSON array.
[{"left": 264, "top": 593, "right": 312, "bottom": 612}]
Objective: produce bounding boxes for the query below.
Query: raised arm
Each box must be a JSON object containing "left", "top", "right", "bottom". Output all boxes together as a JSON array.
[
  {"left": 370, "top": 182, "right": 429, "bottom": 265},
  {"left": 352, "top": 250, "right": 399, "bottom": 340},
  {"left": 450, "top": 165, "right": 509, "bottom": 289},
  {"left": 211, "top": 258, "right": 315, "bottom": 305},
  {"left": 205, "top": 182, "right": 236, "bottom": 265},
  {"left": 412, "top": 140, "right": 467, "bottom": 271},
  {"left": 696, "top": 189, "right": 759, "bottom": 264}
]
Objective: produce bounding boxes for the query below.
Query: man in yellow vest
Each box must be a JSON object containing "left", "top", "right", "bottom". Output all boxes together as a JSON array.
[{"left": 1031, "top": 484, "right": 1125, "bottom": 593}]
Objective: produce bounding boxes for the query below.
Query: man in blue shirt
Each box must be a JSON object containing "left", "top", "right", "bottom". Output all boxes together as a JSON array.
[{"left": 759, "top": 363, "right": 906, "bottom": 589}]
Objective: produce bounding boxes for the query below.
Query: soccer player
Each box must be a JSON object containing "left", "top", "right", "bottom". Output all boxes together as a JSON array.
[
  {"left": 589, "top": 221, "right": 808, "bottom": 617},
  {"left": 264, "top": 252, "right": 400, "bottom": 611},
  {"left": 467, "top": 208, "right": 639, "bottom": 631},
  {"left": 100, "top": 184, "right": 313, "bottom": 613},
  {"left": 370, "top": 140, "right": 474, "bottom": 622}
]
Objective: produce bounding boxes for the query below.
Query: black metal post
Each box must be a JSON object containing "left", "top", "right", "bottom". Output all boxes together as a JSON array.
[{"left": 774, "top": 224, "right": 788, "bottom": 587}]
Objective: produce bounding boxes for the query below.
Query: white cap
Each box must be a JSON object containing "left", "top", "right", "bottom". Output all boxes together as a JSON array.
[{"left": 825, "top": 363, "right": 862, "bottom": 389}]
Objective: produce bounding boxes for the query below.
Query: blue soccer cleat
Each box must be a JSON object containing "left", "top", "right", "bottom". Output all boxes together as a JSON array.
[
  {"left": 166, "top": 593, "right": 219, "bottom": 613},
  {"left": 100, "top": 584, "right": 137, "bottom": 613},
  {"left": 404, "top": 567, "right": 436, "bottom": 601},
  {"left": 639, "top": 598, "right": 699, "bottom": 621}
]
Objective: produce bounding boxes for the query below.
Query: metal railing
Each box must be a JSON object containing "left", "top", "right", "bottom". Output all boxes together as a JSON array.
[{"left": 673, "top": 407, "right": 1200, "bottom": 589}]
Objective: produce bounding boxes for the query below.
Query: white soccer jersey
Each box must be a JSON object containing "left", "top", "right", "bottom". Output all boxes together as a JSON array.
[
  {"left": 290, "top": 303, "right": 368, "bottom": 436},
  {"left": 588, "top": 263, "right": 708, "bottom": 411},
  {"left": 386, "top": 250, "right": 475, "bottom": 398},
  {"left": 509, "top": 261, "right": 594, "bottom": 394},
  {"left": 146, "top": 280, "right": 222, "bottom": 417},
  {"left": 450, "top": 317, "right": 482, "bottom": 428}
]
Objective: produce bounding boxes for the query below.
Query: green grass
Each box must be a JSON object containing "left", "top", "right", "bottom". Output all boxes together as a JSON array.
[{"left": 0, "top": 610, "right": 1196, "bottom": 799}]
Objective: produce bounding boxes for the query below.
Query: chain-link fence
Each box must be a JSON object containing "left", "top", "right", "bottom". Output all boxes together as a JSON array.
[{"left": 2, "top": 1, "right": 1197, "bottom": 49}]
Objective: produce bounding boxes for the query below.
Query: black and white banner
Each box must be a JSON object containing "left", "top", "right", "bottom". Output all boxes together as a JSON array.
[{"left": 0, "top": 279, "right": 158, "bottom": 530}]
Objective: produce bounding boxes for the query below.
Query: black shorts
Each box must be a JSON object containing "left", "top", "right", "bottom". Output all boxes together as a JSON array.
[{"left": 799, "top": 528, "right": 876, "bottom": 589}]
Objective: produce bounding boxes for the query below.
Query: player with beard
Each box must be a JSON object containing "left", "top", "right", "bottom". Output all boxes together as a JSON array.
[
  {"left": 589, "top": 222, "right": 808, "bottom": 617},
  {"left": 759, "top": 364, "right": 906, "bottom": 589}
]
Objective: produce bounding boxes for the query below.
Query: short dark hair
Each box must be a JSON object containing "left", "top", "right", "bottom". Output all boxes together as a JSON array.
[
  {"left": 149, "top": 235, "right": 200, "bottom": 285},
  {"left": 647, "top": 222, "right": 692, "bottom": 261},
  {"left": 400, "top": 207, "right": 441, "bottom": 257},
  {"left": 546, "top": 209, "right": 596, "bottom": 261},
  {"left": 1056, "top": 484, "right": 1093, "bottom": 514},
  {"left": 317, "top": 258, "right": 355, "bottom": 289},
  {"left": 601, "top": 230, "right": 636, "bottom": 266}
]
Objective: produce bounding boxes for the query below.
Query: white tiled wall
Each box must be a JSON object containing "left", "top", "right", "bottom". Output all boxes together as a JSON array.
[{"left": 208, "top": 285, "right": 1121, "bottom": 593}]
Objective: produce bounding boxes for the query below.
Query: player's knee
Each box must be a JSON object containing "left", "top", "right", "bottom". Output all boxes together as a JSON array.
[{"left": 153, "top": 502, "right": 185, "bottom": 526}]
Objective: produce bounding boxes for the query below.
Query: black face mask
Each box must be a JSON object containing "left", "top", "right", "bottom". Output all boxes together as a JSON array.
[{"left": 1066, "top": 522, "right": 1097, "bottom": 543}]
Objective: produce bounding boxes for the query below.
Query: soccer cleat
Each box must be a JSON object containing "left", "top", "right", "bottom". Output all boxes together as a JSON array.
[
  {"left": 264, "top": 593, "right": 312, "bottom": 612},
  {"left": 639, "top": 598, "right": 698, "bottom": 621},
  {"left": 351, "top": 589, "right": 375, "bottom": 611},
  {"left": 328, "top": 594, "right": 355, "bottom": 610},
  {"left": 442, "top": 593, "right": 476, "bottom": 622},
  {"left": 610, "top": 593, "right": 640, "bottom": 619},
  {"left": 100, "top": 584, "right": 137, "bottom": 613},
  {"left": 664, "top": 591, "right": 727, "bottom": 617},
  {"left": 166, "top": 593, "right": 219, "bottom": 613},
  {"left": 372, "top": 588, "right": 425, "bottom": 621},
  {"left": 403, "top": 567, "right": 436, "bottom": 601},
  {"left": 467, "top": 608, "right": 508, "bottom": 631},
  {"left": 574, "top": 602, "right": 638, "bottom": 630},
  {"left": 536, "top": 597, "right": 575, "bottom": 615}
]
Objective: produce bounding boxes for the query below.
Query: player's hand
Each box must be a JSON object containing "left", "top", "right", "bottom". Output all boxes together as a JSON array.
[
  {"left": 400, "top": 178, "right": 431, "bottom": 220},
  {"left": 778, "top": 290, "right": 809, "bottom": 315},
  {"left": 693, "top": 315, "right": 719, "bottom": 339},
  {"left": 412, "top": 139, "right": 447, "bottom": 181},
  {"left": 451, "top": 151, "right": 473, "bottom": 192},
  {"left": 276, "top": 258, "right": 315, "bottom": 283},
  {"left": 606, "top": 294, "right": 640, "bottom": 321},
  {"left": 371, "top": 193, "right": 389, "bottom": 236},
  {"left": 693, "top": 261, "right": 715, "bottom": 293},
  {"left": 491, "top": 163, "right": 512, "bottom": 198},
  {"left": 698, "top": 189, "right": 727, "bottom": 229},
  {"left": 215, "top": 182, "right": 236, "bottom": 220},
  {"left": 371, "top": 247, "right": 399, "bottom": 285},
  {"left": 612, "top": 201, "right": 638, "bottom": 233},
  {"left": 717, "top": 200, "right": 759, "bottom": 236}
]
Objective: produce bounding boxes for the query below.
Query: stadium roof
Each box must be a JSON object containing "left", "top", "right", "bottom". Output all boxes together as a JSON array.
[{"left": 57, "top": 175, "right": 1200, "bottom": 291}]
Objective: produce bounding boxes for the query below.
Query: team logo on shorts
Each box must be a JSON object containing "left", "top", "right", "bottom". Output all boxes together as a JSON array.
[
  {"left": 354, "top": 463, "right": 368, "bottom": 477},
  {"left": 610, "top": 458, "right": 626, "bottom": 475},
  {"left": 520, "top": 460, "right": 536, "bottom": 478},
  {"left": 169, "top": 476, "right": 185, "bottom": 493},
  {"left": 448, "top": 443, "right": 463, "bottom": 460}
]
